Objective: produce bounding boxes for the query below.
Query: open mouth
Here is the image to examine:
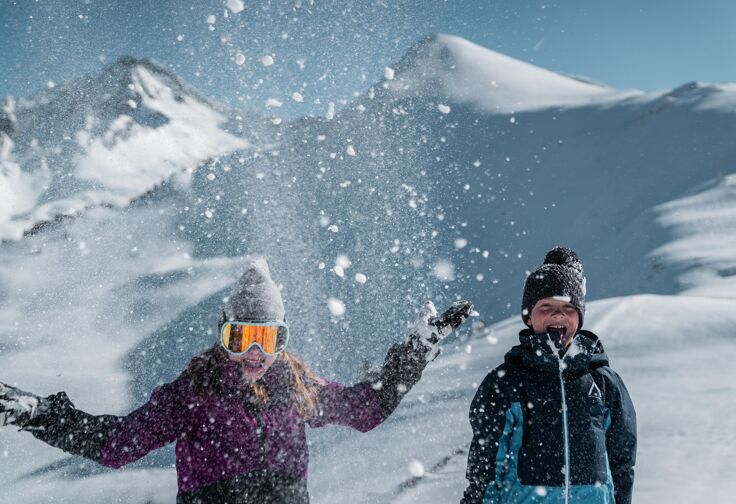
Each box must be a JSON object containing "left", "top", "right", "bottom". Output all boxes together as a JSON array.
[{"left": 546, "top": 325, "right": 568, "bottom": 338}]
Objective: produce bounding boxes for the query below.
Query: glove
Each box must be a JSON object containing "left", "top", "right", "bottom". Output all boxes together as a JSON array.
[
  {"left": 0, "top": 381, "right": 46, "bottom": 428},
  {"left": 408, "top": 300, "right": 474, "bottom": 360}
]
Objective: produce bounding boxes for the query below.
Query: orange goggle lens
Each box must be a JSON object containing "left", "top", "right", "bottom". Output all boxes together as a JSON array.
[{"left": 221, "top": 322, "right": 289, "bottom": 355}]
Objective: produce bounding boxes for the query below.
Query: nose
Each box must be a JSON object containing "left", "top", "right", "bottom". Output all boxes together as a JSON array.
[
  {"left": 245, "top": 345, "right": 264, "bottom": 357},
  {"left": 551, "top": 308, "right": 566, "bottom": 318}
]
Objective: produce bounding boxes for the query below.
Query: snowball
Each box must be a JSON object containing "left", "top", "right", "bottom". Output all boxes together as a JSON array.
[
  {"left": 408, "top": 459, "right": 425, "bottom": 478},
  {"left": 206, "top": 173, "right": 216, "bottom": 181},
  {"left": 438, "top": 104, "right": 451, "bottom": 114},
  {"left": 327, "top": 224, "right": 339, "bottom": 233},
  {"left": 127, "top": 99, "right": 137, "bottom": 109},
  {"left": 326, "top": 102, "right": 335, "bottom": 120},
  {"left": 327, "top": 298, "right": 346, "bottom": 317},
  {"left": 292, "top": 92, "right": 304, "bottom": 102},
  {"left": 346, "top": 145, "right": 356, "bottom": 156},
  {"left": 226, "top": 0, "right": 245, "bottom": 14},
  {"left": 333, "top": 265, "right": 344, "bottom": 278},
  {"left": 265, "top": 98, "right": 283, "bottom": 108},
  {"left": 336, "top": 255, "right": 351, "bottom": 269},
  {"left": 234, "top": 53, "right": 246, "bottom": 65},
  {"left": 535, "top": 487, "right": 548, "bottom": 497},
  {"left": 433, "top": 259, "right": 455, "bottom": 281},
  {"left": 261, "top": 55, "right": 274, "bottom": 66},
  {"left": 384, "top": 67, "right": 395, "bottom": 80},
  {"left": 206, "top": 14, "right": 216, "bottom": 24},
  {"left": 454, "top": 238, "right": 467, "bottom": 249},
  {"left": 354, "top": 273, "right": 367, "bottom": 284},
  {"left": 473, "top": 160, "right": 482, "bottom": 167}
]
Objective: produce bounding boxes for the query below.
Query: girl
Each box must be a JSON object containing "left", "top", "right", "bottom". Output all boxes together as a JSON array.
[{"left": 1, "top": 258, "right": 471, "bottom": 503}]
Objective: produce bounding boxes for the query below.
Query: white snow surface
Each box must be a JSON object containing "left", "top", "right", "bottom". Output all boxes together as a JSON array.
[
  {"left": 1, "top": 34, "right": 736, "bottom": 503},
  {"left": 385, "top": 34, "right": 641, "bottom": 113}
]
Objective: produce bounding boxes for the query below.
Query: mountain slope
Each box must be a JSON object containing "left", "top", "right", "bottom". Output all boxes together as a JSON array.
[{"left": 0, "top": 57, "right": 249, "bottom": 241}]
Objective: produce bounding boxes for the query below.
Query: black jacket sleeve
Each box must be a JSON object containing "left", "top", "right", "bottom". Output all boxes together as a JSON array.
[
  {"left": 23, "top": 391, "right": 120, "bottom": 463},
  {"left": 600, "top": 367, "right": 637, "bottom": 504},
  {"left": 369, "top": 340, "right": 432, "bottom": 419},
  {"left": 461, "top": 368, "right": 513, "bottom": 504}
]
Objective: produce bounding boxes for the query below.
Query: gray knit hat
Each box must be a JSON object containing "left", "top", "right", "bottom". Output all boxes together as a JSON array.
[
  {"left": 223, "top": 257, "right": 285, "bottom": 321},
  {"left": 521, "top": 247, "right": 586, "bottom": 328}
]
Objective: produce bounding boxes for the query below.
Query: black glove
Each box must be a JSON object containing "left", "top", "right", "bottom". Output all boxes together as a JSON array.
[
  {"left": 407, "top": 300, "right": 474, "bottom": 359},
  {"left": 0, "top": 381, "right": 47, "bottom": 428}
]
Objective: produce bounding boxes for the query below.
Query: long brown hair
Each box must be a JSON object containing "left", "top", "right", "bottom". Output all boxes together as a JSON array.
[{"left": 181, "top": 345, "right": 325, "bottom": 418}]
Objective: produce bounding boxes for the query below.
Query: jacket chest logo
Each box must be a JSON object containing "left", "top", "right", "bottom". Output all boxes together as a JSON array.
[{"left": 588, "top": 381, "right": 602, "bottom": 399}]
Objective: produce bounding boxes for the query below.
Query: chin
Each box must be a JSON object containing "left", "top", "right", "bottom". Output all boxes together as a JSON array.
[{"left": 242, "top": 370, "right": 267, "bottom": 383}]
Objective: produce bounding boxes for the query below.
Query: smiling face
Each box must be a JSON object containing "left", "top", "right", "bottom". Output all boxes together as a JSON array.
[
  {"left": 226, "top": 345, "right": 277, "bottom": 383},
  {"left": 528, "top": 297, "right": 580, "bottom": 349}
]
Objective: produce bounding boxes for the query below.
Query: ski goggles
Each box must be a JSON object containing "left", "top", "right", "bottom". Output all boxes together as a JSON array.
[{"left": 220, "top": 320, "right": 289, "bottom": 356}]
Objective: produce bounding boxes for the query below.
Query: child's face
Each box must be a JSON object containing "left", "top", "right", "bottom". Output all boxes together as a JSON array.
[
  {"left": 227, "top": 345, "right": 278, "bottom": 383},
  {"left": 529, "top": 297, "right": 580, "bottom": 349}
]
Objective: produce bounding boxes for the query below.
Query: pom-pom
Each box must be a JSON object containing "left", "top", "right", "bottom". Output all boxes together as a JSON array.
[{"left": 543, "top": 247, "right": 582, "bottom": 273}]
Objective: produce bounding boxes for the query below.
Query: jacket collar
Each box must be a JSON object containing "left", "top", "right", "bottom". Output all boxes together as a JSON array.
[{"left": 506, "top": 329, "right": 609, "bottom": 378}]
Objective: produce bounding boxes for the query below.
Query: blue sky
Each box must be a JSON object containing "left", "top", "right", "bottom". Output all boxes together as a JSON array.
[{"left": 2, "top": 0, "right": 735, "bottom": 117}]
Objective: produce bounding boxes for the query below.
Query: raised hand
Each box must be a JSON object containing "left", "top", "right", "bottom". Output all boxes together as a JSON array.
[
  {"left": 408, "top": 300, "right": 474, "bottom": 359},
  {"left": 0, "top": 382, "right": 45, "bottom": 428}
]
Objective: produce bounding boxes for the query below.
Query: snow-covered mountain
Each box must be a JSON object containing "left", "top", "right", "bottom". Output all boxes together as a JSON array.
[
  {"left": 1, "top": 33, "right": 736, "bottom": 503},
  {"left": 0, "top": 57, "right": 250, "bottom": 240}
]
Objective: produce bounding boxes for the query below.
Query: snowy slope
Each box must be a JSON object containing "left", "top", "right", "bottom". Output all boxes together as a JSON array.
[
  {"left": 383, "top": 34, "right": 639, "bottom": 113},
  {"left": 0, "top": 57, "right": 248, "bottom": 241},
  {"left": 1, "top": 33, "right": 736, "bottom": 503}
]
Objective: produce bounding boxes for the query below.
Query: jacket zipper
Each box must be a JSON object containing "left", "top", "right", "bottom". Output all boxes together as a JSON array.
[
  {"left": 557, "top": 335, "right": 580, "bottom": 504},
  {"left": 558, "top": 366, "right": 570, "bottom": 504}
]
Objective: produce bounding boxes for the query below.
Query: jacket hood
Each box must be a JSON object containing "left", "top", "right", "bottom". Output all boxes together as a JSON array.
[{"left": 505, "top": 329, "right": 609, "bottom": 379}]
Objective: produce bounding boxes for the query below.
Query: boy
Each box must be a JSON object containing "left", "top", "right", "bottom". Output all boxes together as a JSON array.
[{"left": 462, "top": 247, "right": 636, "bottom": 504}]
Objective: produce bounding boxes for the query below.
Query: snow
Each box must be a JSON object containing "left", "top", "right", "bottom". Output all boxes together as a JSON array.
[
  {"left": 0, "top": 60, "right": 248, "bottom": 241},
  {"left": 234, "top": 53, "right": 246, "bottom": 65},
  {"left": 327, "top": 298, "right": 346, "bottom": 317},
  {"left": 387, "top": 34, "right": 640, "bottom": 113},
  {"left": 225, "top": 0, "right": 245, "bottom": 14},
  {"left": 2, "top": 33, "right": 736, "bottom": 504},
  {"left": 261, "top": 55, "right": 274, "bottom": 67}
]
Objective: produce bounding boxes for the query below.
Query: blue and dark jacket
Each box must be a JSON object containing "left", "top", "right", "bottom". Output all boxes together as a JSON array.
[{"left": 461, "top": 330, "right": 636, "bottom": 504}]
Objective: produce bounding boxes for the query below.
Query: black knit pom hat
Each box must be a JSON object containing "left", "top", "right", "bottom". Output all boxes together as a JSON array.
[{"left": 521, "top": 247, "right": 586, "bottom": 328}]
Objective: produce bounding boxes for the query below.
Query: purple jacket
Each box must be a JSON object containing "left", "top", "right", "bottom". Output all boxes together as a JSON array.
[
  {"left": 28, "top": 341, "right": 428, "bottom": 503},
  {"left": 102, "top": 359, "right": 382, "bottom": 490}
]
